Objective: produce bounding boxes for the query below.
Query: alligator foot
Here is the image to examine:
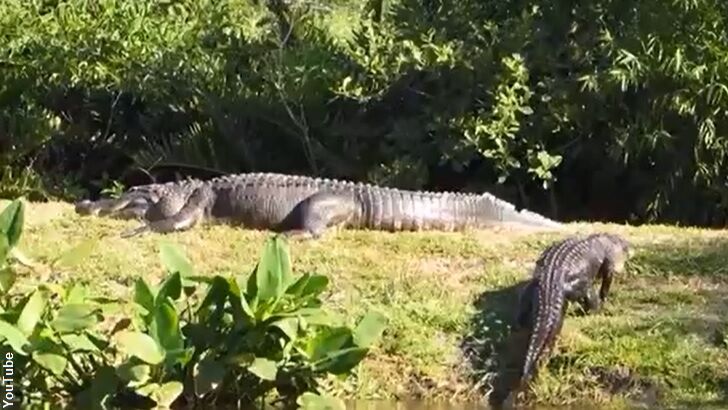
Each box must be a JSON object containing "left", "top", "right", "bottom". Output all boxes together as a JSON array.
[{"left": 577, "top": 287, "right": 602, "bottom": 315}]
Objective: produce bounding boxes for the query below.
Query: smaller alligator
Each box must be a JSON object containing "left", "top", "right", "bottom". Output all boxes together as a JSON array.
[
  {"left": 506, "top": 232, "right": 631, "bottom": 404},
  {"left": 74, "top": 172, "right": 563, "bottom": 238}
]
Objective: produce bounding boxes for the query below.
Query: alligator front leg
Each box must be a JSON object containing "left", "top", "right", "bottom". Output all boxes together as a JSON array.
[
  {"left": 121, "top": 188, "right": 208, "bottom": 238},
  {"left": 277, "top": 192, "right": 358, "bottom": 240},
  {"left": 599, "top": 264, "right": 614, "bottom": 302},
  {"left": 578, "top": 287, "right": 602, "bottom": 314}
]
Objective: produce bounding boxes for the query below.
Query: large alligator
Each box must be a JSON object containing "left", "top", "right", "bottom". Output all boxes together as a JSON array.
[
  {"left": 502, "top": 232, "right": 631, "bottom": 406},
  {"left": 75, "top": 172, "right": 563, "bottom": 238}
]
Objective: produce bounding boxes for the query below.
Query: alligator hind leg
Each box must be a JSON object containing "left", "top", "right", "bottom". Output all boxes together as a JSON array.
[
  {"left": 120, "top": 187, "right": 209, "bottom": 238},
  {"left": 276, "top": 192, "right": 358, "bottom": 240}
]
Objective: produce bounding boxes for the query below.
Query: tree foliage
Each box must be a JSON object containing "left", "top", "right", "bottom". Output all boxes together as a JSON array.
[{"left": 1, "top": 0, "right": 728, "bottom": 225}]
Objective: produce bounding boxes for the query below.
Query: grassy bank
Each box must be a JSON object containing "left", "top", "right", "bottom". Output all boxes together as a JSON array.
[{"left": 6, "top": 199, "right": 728, "bottom": 408}]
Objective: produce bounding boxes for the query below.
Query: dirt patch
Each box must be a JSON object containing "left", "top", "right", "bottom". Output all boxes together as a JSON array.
[{"left": 588, "top": 365, "right": 663, "bottom": 407}]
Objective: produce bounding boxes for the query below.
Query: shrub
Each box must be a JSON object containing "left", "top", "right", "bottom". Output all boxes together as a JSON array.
[{"left": 0, "top": 199, "right": 386, "bottom": 409}]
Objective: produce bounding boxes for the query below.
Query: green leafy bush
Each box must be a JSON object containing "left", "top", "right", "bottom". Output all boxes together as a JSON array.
[
  {"left": 0, "top": 199, "right": 386, "bottom": 409},
  {"left": 5, "top": 0, "right": 728, "bottom": 225}
]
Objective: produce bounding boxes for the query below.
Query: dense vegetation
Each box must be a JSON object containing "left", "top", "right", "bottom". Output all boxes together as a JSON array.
[
  {"left": 0, "top": 199, "right": 386, "bottom": 409},
  {"left": 2, "top": 0, "right": 728, "bottom": 226}
]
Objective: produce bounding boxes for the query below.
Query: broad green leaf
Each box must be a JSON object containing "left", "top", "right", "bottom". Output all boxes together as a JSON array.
[
  {"left": 273, "top": 235, "right": 294, "bottom": 288},
  {"left": 238, "top": 293, "right": 256, "bottom": 320},
  {"left": 86, "top": 332, "right": 111, "bottom": 351},
  {"left": 134, "top": 278, "right": 155, "bottom": 313},
  {"left": 98, "top": 301, "right": 123, "bottom": 316},
  {"left": 17, "top": 289, "right": 47, "bottom": 336},
  {"left": 151, "top": 301, "right": 183, "bottom": 352},
  {"left": 32, "top": 351, "right": 68, "bottom": 376},
  {"left": 196, "top": 278, "right": 233, "bottom": 329},
  {"left": 0, "top": 319, "right": 29, "bottom": 354},
  {"left": 84, "top": 366, "right": 119, "bottom": 410},
  {"left": 198, "top": 276, "right": 230, "bottom": 312},
  {"left": 165, "top": 347, "right": 195, "bottom": 368},
  {"left": 9, "top": 248, "right": 35, "bottom": 268},
  {"left": 308, "top": 327, "right": 352, "bottom": 361},
  {"left": 297, "top": 392, "right": 346, "bottom": 410},
  {"left": 286, "top": 273, "right": 310, "bottom": 296},
  {"left": 43, "top": 283, "right": 66, "bottom": 299},
  {"left": 286, "top": 274, "right": 329, "bottom": 298},
  {"left": 51, "top": 304, "right": 100, "bottom": 333},
  {"left": 60, "top": 334, "right": 100, "bottom": 352},
  {"left": 193, "top": 357, "right": 226, "bottom": 397},
  {"left": 53, "top": 239, "right": 98, "bottom": 268},
  {"left": 271, "top": 317, "right": 299, "bottom": 340},
  {"left": 0, "top": 236, "right": 8, "bottom": 264},
  {"left": 116, "top": 361, "right": 151, "bottom": 384},
  {"left": 353, "top": 311, "right": 387, "bottom": 348},
  {"left": 252, "top": 260, "right": 277, "bottom": 303},
  {"left": 137, "top": 382, "right": 160, "bottom": 397},
  {"left": 159, "top": 242, "right": 194, "bottom": 276},
  {"left": 113, "top": 331, "right": 164, "bottom": 365},
  {"left": 312, "top": 347, "right": 369, "bottom": 375},
  {"left": 244, "top": 270, "right": 259, "bottom": 311},
  {"left": 228, "top": 277, "right": 256, "bottom": 320},
  {"left": 253, "top": 236, "right": 293, "bottom": 302},
  {"left": 151, "top": 381, "right": 184, "bottom": 407},
  {"left": 66, "top": 283, "right": 88, "bottom": 304},
  {"left": 248, "top": 357, "right": 278, "bottom": 381},
  {"left": 0, "top": 199, "right": 24, "bottom": 248},
  {"left": 156, "top": 272, "right": 182, "bottom": 304},
  {"left": 0, "top": 267, "right": 16, "bottom": 294}
]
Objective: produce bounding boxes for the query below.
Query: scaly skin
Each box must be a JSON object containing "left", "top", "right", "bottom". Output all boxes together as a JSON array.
[
  {"left": 508, "top": 232, "right": 631, "bottom": 403},
  {"left": 75, "top": 172, "right": 563, "bottom": 238}
]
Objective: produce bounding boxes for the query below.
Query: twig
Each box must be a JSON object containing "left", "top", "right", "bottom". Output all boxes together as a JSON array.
[
  {"left": 102, "top": 91, "right": 123, "bottom": 144},
  {"left": 270, "top": 6, "right": 319, "bottom": 174}
]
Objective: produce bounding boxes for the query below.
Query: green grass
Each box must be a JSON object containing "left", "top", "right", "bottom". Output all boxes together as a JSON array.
[{"left": 6, "top": 199, "right": 728, "bottom": 408}]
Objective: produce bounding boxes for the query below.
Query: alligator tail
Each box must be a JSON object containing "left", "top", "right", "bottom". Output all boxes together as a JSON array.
[
  {"left": 519, "top": 273, "right": 566, "bottom": 388},
  {"left": 476, "top": 192, "right": 561, "bottom": 229}
]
